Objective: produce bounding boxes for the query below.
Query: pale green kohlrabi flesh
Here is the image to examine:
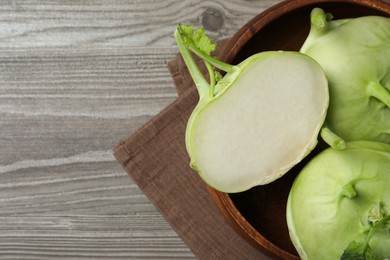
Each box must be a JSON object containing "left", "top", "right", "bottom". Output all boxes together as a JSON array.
[
  {"left": 287, "top": 141, "right": 390, "bottom": 260},
  {"left": 300, "top": 8, "right": 390, "bottom": 144},
  {"left": 187, "top": 51, "right": 328, "bottom": 193}
]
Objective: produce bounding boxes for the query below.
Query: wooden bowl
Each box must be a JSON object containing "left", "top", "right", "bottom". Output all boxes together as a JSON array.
[{"left": 207, "top": 0, "right": 390, "bottom": 259}]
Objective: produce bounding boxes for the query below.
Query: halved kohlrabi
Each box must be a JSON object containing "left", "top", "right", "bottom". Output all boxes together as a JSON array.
[
  {"left": 287, "top": 141, "right": 390, "bottom": 260},
  {"left": 175, "top": 24, "right": 329, "bottom": 192},
  {"left": 301, "top": 8, "right": 390, "bottom": 146}
]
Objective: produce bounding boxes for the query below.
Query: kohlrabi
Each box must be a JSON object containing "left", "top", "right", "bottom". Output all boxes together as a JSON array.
[
  {"left": 174, "top": 24, "right": 329, "bottom": 192},
  {"left": 301, "top": 8, "right": 390, "bottom": 146},
  {"left": 287, "top": 141, "right": 390, "bottom": 260}
]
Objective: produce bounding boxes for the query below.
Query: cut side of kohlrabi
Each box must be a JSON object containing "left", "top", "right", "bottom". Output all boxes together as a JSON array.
[
  {"left": 175, "top": 24, "right": 328, "bottom": 193},
  {"left": 287, "top": 141, "right": 390, "bottom": 260},
  {"left": 301, "top": 8, "right": 390, "bottom": 146}
]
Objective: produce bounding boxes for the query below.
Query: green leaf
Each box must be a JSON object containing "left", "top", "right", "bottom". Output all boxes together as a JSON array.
[
  {"left": 193, "top": 27, "right": 216, "bottom": 55},
  {"left": 341, "top": 214, "right": 390, "bottom": 260},
  {"left": 214, "top": 70, "right": 222, "bottom": 82},
  {"left": 341, "top": 240, "right": 374, "bottom": 260},
  {"left": 178, "top": 24, "right": 216, "bottom": 55}
]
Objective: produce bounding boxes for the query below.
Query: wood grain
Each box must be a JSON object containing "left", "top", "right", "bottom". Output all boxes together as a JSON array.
[
  {"left": 0, "top": 47, "right": 178, "bottom": 163},
  {"left": 0, "top": 0, "right": 283, "bottom": 258},
  {"left": 0, "top": 0, "right": 276, "bottom": 48},
  {"left": 0, "top": 46, "right": 194, "bottom": 259}
]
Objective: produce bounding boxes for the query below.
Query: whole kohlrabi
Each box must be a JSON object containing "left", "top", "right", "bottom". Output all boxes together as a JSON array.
[
  {"left": 174, "top": 24, "right": 329, "bottom": 192},
  {"left": 300, "top": 8, "right": 390, "bottom": 147},
  {"left": 287, "top": 141, "right": 390, "bottom": 259}
]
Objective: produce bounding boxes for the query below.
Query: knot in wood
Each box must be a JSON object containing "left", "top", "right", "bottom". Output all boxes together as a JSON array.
[{"left": 201, "top": 7, "right": 224, "bottom": 32}]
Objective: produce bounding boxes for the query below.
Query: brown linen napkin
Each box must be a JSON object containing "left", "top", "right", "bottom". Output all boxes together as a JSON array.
[{"left": 113, "top": 40, "right": 269, "bottom": 259}]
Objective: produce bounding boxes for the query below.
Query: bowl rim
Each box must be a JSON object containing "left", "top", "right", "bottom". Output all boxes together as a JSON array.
[
  {"left": 219, "top": 0, "right": 390, "bottom": 64},
  {"left": 207, "top": 185, "right": 299, "bottom": 259},
  {"left": 210, "top": 0, "right": 390, "bottom": 259}
]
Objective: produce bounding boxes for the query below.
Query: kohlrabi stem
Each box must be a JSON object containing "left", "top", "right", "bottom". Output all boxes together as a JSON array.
[
  {"left": 363, "top": 215, "right": 390, "bottom": 252},
  {"left": 174, "top": 28, "right": 209, "bottom": 99},
  {"left": 320, "top": 124, "right": 346, "bottom": 149},
  {"left": 300, "top": 8, "right": 333, "bottom": 53},
  {"left": 310, "top": 8, "right": 331, "bottom": 35},
  {"left": 205, "top": 62, "right": 216, "bottom": 97},
  {"left": 188, "top": 45, "right": 234, "bottom": 73},
  {"left": 341, "top": 183, "right": 356, "bottom": 199},
  {"left": 367, "top": 81, "right": 390, "bottom": 108}
]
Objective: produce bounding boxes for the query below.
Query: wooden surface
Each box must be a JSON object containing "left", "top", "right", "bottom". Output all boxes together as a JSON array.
[{"left": 0, "top": 0, "right": 283, "bottom": 259}]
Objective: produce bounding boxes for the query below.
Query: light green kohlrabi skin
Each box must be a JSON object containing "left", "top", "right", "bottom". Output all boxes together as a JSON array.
[
  {"left": 287, "top": 141, "right": 390, "bottom": 260},
  {"left": 300, "top": 8, "right": 390, "bottom": 144}
]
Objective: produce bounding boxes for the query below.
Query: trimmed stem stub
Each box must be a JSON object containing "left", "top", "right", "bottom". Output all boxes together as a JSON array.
[{"left": 341, "top": 183, "right": 357, "bottom": 199}]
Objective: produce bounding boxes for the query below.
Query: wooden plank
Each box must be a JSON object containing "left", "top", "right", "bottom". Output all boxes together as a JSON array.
[
  {"left": 0, "top": 161, "right": 195, "bottom": 259},
  {"left": 0, "top": 46, "right": 195, "bottom": 259},
  {"left": 0, "top": 0, "right": 276, "bottom": 47},
  {"left": 0, "top": 46, "right": 178, "bottom": 164}
]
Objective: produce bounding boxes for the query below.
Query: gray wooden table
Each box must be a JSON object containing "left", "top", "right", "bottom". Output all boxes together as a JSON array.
[{"left": 0, "top": 0, "right": 312, "bottom": 258}]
